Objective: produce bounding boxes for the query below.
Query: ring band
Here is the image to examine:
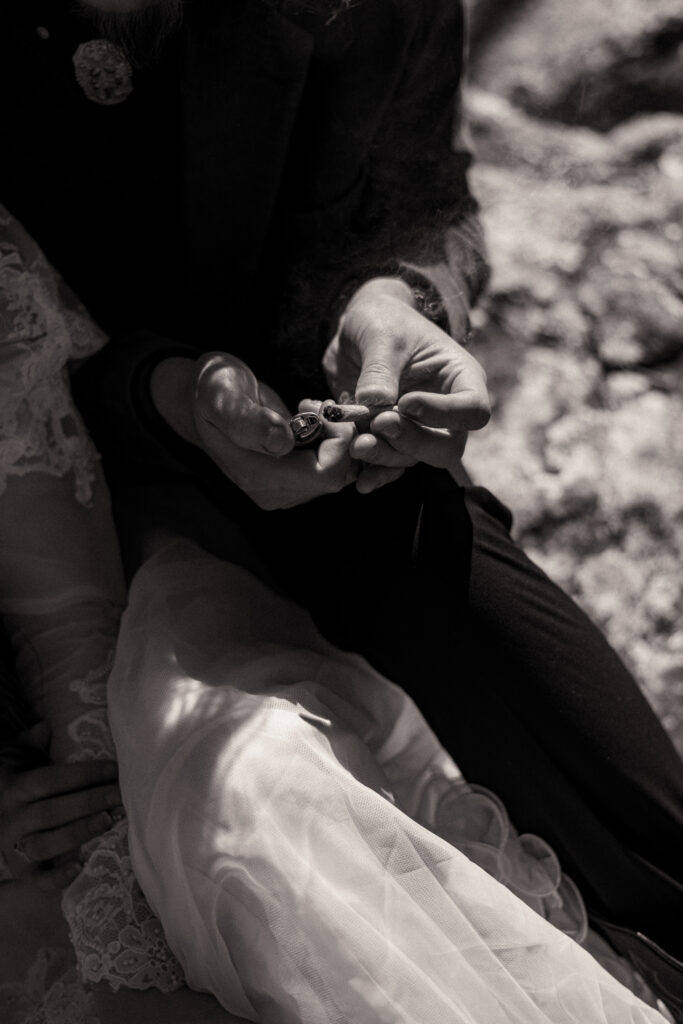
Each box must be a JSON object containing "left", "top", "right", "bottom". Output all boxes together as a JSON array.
[{"left": 13, "top": 838, "right": 35, "bottom": 865}]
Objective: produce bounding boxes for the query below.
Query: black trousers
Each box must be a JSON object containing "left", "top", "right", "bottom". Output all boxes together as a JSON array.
[{"left": 113, "top": 462, "right": 683, "bottom": 958}]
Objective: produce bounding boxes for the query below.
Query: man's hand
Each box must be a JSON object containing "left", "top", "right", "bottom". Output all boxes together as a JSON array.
[
  {"left": 323, "top": 278, "right": 490, "bottom": 492},
  {"left": 0, "top": 757, "right": 122, "bottom": 890},
  {"left": 151, "top": 353, "right": 358, "bottom": 510}
]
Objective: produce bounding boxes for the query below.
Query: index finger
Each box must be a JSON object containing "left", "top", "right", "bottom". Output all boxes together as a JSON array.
[
  {"left": 10, "top": 761, "right": 119, "bottom": 807},
  {"left": 397, "top": 389, "right": 490, "bottom": 432}
]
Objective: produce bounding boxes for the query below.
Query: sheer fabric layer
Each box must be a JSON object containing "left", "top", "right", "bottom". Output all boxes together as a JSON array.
[
  {"left": 0, "top": 204, "right": 107, "bottom": 505},
  {"left": 97, "top": 543, "right": 666, "bottom": 1024}
]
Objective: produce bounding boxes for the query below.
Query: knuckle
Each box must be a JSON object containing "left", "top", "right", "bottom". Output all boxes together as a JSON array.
[
  {"left": 85, "top": 787, "right": 106, "bottom": 815},
  {"left": 358, "top": 357, "right": 391, "bottom": 378},
  {"left": 194, "top": 353, "right": 223, "bottom": 392},
  {"left": 12, "top": 776, "right": 35, "bottom": 803},
  {"left": 196, "top": 350, "right": 230, "bottom": 376},
  {"left": 1, "top": 809, "right": 19, "bottom": 842},
  {"left": 469, "top": 396, "right": 491, "bottom": 429},
  {"left": 196, "top": 356, "right": 239, "bottom": 409},
  {"left": 349, "top": 306, "right": 395, "bottom": 345},
  {"left": 322, "top": 338, "right": 339, "bottom": 369},
  {"left": 88, "top": 811, "right": 113, "bottom": 836},
  {"left": 31, "top": 802, "right": 52, "bottom": 831},
  {"left": 471, "top": 361, "right": 490, "bottom": 395},
  {"left": 21, "top": 834, "right": 44, "bottom": 863}
]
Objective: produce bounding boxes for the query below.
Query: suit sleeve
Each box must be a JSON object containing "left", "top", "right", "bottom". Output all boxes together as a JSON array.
[
  {"left": 71, "top": 330, "right": 208, "bottom": 481},
  {"left": 267, "top": 0, "right": 488, "bottom": 397},
  {"left": 355, "top": 0, "right": 488, "bottom": 329}
]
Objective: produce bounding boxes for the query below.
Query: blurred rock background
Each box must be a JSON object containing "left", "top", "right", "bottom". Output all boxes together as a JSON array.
[{"left": 463, "top": 0, "right": 683, "bottom": 751}]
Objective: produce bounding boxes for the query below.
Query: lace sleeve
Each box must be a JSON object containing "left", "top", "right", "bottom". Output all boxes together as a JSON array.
[
  {"left": 0, "top": 205, "right": 186, "bottom": 1002},
  {"left": 0, "top": 204, "right": 108, "bottom": 505}
]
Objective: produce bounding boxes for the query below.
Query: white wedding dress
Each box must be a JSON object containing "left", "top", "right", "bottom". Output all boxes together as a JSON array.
[
  {"left": 0, "top": 203, "right": 672, "bottom": 1023},
  {"left": 74, "top": 538, "right": 663, "bottom": 1024}
]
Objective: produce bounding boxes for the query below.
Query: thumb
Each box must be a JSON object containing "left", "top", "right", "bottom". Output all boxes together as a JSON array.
[
  {"left": 352, "top": 332, "right": 405, "bottom": 410},
  {"left": 196, "top": 354, "right": 293, "bottom": 457}
]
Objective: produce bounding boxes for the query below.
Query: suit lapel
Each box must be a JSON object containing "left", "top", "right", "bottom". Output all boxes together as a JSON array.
[{"left": 180, "top": 0, "right": 313, "bottom": 330}]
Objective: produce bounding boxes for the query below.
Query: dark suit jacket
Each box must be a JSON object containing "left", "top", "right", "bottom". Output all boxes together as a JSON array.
[{"left": 2, "top": 0, "right": 487, "bottom": 474}]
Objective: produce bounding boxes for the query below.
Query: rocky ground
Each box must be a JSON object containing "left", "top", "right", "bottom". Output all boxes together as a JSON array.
[{"left": 463, "top": 0, "right": 683, "bottom": 750}]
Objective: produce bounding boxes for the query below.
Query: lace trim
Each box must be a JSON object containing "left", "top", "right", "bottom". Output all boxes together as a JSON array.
[
  {"left": 69, "top": 653, "right": 112, "bottom": 707},
  {"left": 67, "top": 653, "right": 116, "bottom": 763},
  {"left": 56, "top": 646, "right": 182, "bottom": 990},
  {"left": 0, "top": 205, "right": 108, "bottom": 505},
  {"left": 67, "top": 709, "right": 116, "bottom": 764},
  {"left": 63, "top": 820, "right": 185, "bottom": 994},
  {"left": 0, "top": 946, "right": 99, "bottom": 1024}
]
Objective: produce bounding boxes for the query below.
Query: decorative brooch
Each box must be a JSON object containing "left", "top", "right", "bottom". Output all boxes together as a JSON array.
[{"left": 72, "top": 40, "right": 134, "bottom": 106}]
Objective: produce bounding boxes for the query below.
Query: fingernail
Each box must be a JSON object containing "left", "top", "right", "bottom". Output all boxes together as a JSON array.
[
  {"left": 89, "top": 811, "right": 112, "bottom": 835},
  {"left": 110, "top": 805, "right": 126, "bottom": 823},
  {"left": 379, "top": 422, "right": 400, "bottom": 440},
  {"left": 403, "top": 401, "right": 423, "bottom": 420},
  {"left": 357, "top": 389, "right": 391, "bottom": 409},
  {"left": 106, "top": 788, "right": 122, "bottom": 808},
  {"left": 264, "top": 427, "right": 289, "bottom": 455},
  {"left": 356, "top": 438, "right": 378, "bottom": 461}
]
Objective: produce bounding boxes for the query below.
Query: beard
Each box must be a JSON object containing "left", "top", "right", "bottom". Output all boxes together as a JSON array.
[{"left": 74, "top": 0, "right": 184, "bottom": 68}]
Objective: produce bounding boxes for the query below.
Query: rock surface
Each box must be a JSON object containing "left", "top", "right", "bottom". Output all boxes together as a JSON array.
[
  {"left": 463, "top": 5, "right": 683, "bottom": 751},
  {"left": 471, "top": 0, "right": 683, "bottom": 131}
]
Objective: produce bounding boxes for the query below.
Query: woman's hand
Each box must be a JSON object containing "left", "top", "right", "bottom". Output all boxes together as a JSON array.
[{"left": 0, "top": 758, "right": 122, "bottom": 890}]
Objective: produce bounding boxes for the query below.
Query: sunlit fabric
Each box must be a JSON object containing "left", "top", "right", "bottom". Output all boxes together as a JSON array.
[{"left": 107, "top": 542, "right": 667, "bottom": 1024}]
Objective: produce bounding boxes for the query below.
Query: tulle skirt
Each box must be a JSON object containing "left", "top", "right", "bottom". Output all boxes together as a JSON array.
[{"left": 107, "top": 541, "right": 667, "bottom": 1024}]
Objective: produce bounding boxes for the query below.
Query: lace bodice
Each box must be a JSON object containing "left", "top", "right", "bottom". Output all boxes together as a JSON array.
[{"left": 0, "top": 205, "right": 107, "bottom": 504}]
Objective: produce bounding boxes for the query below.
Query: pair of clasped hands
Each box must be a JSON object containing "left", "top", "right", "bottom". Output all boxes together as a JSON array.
[{"left": 153, "top": 278, "right": 490, "bottom": 509}]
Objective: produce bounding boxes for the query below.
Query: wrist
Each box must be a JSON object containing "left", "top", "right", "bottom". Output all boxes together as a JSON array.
[{"left": 150, "top": 357, "right": 200, "bottom": 445}]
